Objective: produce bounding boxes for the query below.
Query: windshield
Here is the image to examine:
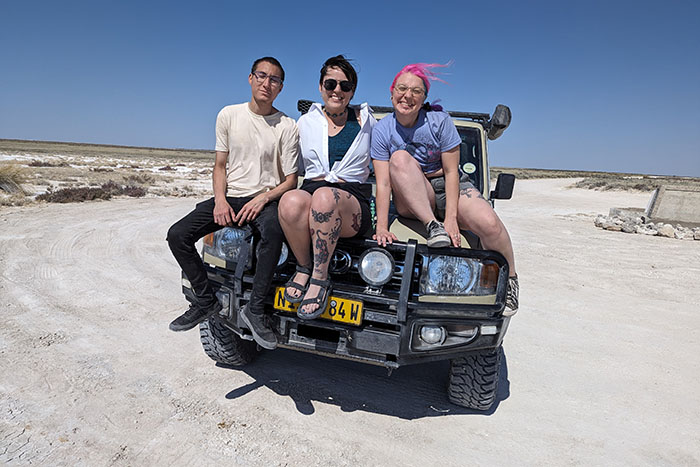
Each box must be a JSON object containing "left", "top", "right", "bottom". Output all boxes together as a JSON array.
[{"left": 458, "top": 127, "right": 483, "bottom": 193}]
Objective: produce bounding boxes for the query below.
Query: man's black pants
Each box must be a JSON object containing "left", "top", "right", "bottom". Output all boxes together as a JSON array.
[{"left": 167, "top": 197, "right": 283, "bottom": 315}]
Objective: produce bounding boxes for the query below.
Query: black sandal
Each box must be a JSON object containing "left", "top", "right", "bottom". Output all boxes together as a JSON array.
[
  {"left": 297, "top": 278, "right": 332, "bottom": 320},
  {"left": 283, "top": 264, "right": 312, "bottom": 304}
]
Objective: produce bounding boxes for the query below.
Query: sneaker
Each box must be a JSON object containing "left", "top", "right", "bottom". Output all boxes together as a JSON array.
[
  {"left": 169, "top": 300, "right": 222, "bottom": 332},
  {"left": 503, "top": 275, "right": 519, "bottom": 317},
  {"left": 239, "top": 306, "right": 277, "bottom": 350},
  {"left": 426, "top": 220, "right": 451, "bottom": 248}
]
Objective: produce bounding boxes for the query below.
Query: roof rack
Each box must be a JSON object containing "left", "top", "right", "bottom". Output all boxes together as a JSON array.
[{"left": 297, "top": 100, "right": 491, "bottom": 124}]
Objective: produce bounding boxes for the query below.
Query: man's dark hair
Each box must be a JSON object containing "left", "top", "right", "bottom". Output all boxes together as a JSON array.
[
  {"left": 319, "top": 55, "right": 357, "bottom": 90},
  {"left": 251, "top": 56, "right": 285, "bottom": 82}
]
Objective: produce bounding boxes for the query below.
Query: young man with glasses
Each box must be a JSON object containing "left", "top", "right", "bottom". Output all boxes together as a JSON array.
[{"left": 167, "top": 57, "right": 299, "bottom": 349}]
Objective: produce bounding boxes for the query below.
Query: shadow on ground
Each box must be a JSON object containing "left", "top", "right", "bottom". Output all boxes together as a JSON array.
[{"left": 221, "top": 348, "right": 510, "bottom": 420}]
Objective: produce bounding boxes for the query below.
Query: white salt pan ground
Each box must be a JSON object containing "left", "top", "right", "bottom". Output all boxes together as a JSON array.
[{"left": 1, "top": 179, "right": 698, "bottom": 466}]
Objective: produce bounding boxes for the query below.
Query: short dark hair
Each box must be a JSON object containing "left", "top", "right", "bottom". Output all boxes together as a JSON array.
[
  {"left": 251, "top": 56, "right": 285, "bottom": 82},
  {"left": 319, "top": 55, "right": 357, "bottom": 90}
]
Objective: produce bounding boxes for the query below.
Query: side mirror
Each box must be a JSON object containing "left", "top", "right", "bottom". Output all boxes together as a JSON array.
[
  {"left": 490, "top": 173, "right": 515, "bottom": 200},
  {"left": 487, "top": 104, "right": 512, "bottom": 141}
]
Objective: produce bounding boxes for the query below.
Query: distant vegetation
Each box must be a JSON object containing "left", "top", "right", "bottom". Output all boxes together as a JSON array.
[
  {"left": 36, "top": 181, "right": 147, "bottom": 203},
  {"left": 0, "top": 138, "right": 213, "bottom": 160},
  {"left": 491, "top": 167, "right": 699, "bottom": 192},
  {"left": 28, "top": 159, "right": 69, "bottom": 167},
  {"left": 2, "top": 140, "right": 698, "bottom": 206}
]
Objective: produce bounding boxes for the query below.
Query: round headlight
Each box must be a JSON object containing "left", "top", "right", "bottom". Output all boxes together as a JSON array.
[
  {"left": 420, "top": 325, "right": 446, "bottom": 345},
  {"left": 358, "top": 248, "right": 395, "bottom": 286}
]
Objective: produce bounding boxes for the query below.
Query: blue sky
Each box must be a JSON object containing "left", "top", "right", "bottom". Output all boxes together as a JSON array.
[{"left": 1, "top": 0, "right": 699, "bottom": 176}]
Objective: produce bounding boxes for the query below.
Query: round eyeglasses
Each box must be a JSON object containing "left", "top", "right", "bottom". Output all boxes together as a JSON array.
[
  {"left": 252, "top": 71, "right": 283, "bottom": 87},
  {"left": 393, "top": 84, "right": 425, "bottom": 97}
]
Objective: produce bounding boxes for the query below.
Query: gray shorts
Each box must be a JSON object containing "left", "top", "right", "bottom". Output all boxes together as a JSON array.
[{"left": 429, "top": 174, "right": 477, "bottom": 220}]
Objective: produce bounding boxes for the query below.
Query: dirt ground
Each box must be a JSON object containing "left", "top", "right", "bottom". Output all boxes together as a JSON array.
[{"left": 1, "top": 178, "right": 699, "bottom": 466}]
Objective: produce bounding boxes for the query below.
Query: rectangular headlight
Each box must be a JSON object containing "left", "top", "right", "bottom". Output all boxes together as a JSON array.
[
  {"left": 419, "top": 255, "right": 498, "bottom": 296},
  {"left": 202, "top": 227, "right": 253, "bottom": 269}
]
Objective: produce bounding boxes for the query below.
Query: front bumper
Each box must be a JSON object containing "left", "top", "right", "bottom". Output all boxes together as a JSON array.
[{"left": 182, "top": 239, "right": 512, "bottom": 368}]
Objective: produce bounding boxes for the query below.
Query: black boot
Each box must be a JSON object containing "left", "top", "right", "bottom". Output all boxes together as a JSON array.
[
  {"left": 239, "top": 306, "right": 277, "bottom": 350},
  {"left": 169, "top": 300, "right": 222, "bottom": 332}
]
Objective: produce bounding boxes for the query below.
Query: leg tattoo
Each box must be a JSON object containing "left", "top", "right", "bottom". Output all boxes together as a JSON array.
[
  {"left": 311, "top": 208, "right": 334, "bottom": 223},
  {"left": 312, "top": 217, "right": 342, "bottom": 275},
  {"left": 460, "top": 187, "right": 486, "bottom": 200},
  {"left": 329, "top": 217, "right": 342, "bottom": 243},
  {"left": 351, "top": 212, "right": 361, "bottom": 233},
  {"left": 313, "top": 229, "right": 330, "bottom": 274}
]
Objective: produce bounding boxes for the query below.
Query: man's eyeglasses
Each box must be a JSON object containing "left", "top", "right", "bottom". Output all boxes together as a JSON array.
[
  {"left": 323, "top": 79, "right": 354, "bottom": 92},
  {"left": 393, "top": 84, "right": 425, "bottom": 97},
  {"left": 252, "top": 71, "right": 283, "bottom": 87}
]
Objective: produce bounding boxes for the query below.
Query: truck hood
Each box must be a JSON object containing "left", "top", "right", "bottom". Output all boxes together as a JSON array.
[{"left": 388, "top": 217, "right": 478, "bottom": 249}]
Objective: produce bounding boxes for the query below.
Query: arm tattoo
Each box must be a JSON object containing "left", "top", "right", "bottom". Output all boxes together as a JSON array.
[{"left": 311, "top": 208, "right": 334, "bottom": 223}]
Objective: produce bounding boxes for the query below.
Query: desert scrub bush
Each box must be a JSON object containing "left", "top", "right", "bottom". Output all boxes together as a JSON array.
[
  {"left": 0, "top": 163, "right": 27, "bottom": 194},
  {"left": 0, "top": 193, "right": 31, "bottom": 206},
  {"left": 28, "top": 159, "right": 69, "bottom": 167},
  {"left": 37, "top": 180, "right": 147, "bottom": 203},
  {"left": 101, "top": 180, "right": 147, "bottom": 197},
  {"left": 123, "top": 173, "right": 154, "bottom": 184}
]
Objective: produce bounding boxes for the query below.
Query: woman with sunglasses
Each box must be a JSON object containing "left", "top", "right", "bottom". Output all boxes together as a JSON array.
[
  {"left": 278, "top": 55, "right": 376, "bottom": 319},
  {"left": 371, "top": 63, "right": 519, "bottom": 315}
]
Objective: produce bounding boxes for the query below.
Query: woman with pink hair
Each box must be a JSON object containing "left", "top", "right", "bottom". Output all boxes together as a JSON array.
[{"left": 371, "top": 63, "right": 519, "bottom": 314}]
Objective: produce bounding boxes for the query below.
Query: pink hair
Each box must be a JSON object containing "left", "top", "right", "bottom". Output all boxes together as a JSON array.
[{"left": 390, "top": 61, "right": 452, "bottom": 95}]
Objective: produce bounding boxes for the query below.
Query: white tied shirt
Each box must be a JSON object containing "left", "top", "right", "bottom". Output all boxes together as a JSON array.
[{"left": 297, "top": 102, "right": 376, "bottom": 183}]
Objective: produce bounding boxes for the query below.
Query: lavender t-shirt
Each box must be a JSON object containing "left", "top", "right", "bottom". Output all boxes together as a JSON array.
[{"left": 370, "top": 109, "right": 461, "bottom": 174}]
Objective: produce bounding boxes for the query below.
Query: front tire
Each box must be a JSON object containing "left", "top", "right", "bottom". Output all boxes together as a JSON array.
[
  {"left": 448, "top": 347, "right": 502, "bottom": 410},
  {"left": 199, "top": 318, "right": 258, "bottom": 366}
]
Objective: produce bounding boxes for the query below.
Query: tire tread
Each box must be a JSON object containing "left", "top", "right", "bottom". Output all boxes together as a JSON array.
[
  {"left": 448, "top": 347, "right": 502, "bottom": 411},
  {"left": 199, "top": 318, "right": 257, "bottom": 366}
]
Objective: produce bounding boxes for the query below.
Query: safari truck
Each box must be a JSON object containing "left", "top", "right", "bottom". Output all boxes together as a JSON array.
[{"left": 181, "top": 100, "right": 515, "bottom": 411}]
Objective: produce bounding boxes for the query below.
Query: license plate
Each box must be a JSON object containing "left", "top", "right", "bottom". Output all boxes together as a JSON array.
[{"left": 274, "top": 287, "right": 363, "bottom": 326}]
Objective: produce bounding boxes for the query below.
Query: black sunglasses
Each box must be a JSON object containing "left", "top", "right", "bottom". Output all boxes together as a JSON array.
[{"left": 323, "top": 79, "right": 354, "bottom": 92}]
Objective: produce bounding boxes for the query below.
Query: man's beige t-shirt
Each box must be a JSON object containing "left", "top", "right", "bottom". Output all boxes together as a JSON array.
[{"left": 215, "top": 103, "right": 299, "bottom": 198}]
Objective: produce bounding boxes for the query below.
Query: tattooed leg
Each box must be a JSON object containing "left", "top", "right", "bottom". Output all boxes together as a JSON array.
[
  {"left": 301, "top": 188, "right": 364, "bottom": 315},
  {"left": 278, "top": 189, "right": 314, "bottom": 299},
  {"left": 456, "top": 187, "right": 517, "bottom": 277}
]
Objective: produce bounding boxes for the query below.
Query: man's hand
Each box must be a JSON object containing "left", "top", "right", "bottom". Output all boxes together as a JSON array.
[
  {"left": 213, "top": 199, "right": 236, "bottom": 226},
  {"left": 234, "top": 192, "right": 269, "bottom": 225},
  {"left": 443, "top": 217, "right": 462, "bottom": 248}
]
